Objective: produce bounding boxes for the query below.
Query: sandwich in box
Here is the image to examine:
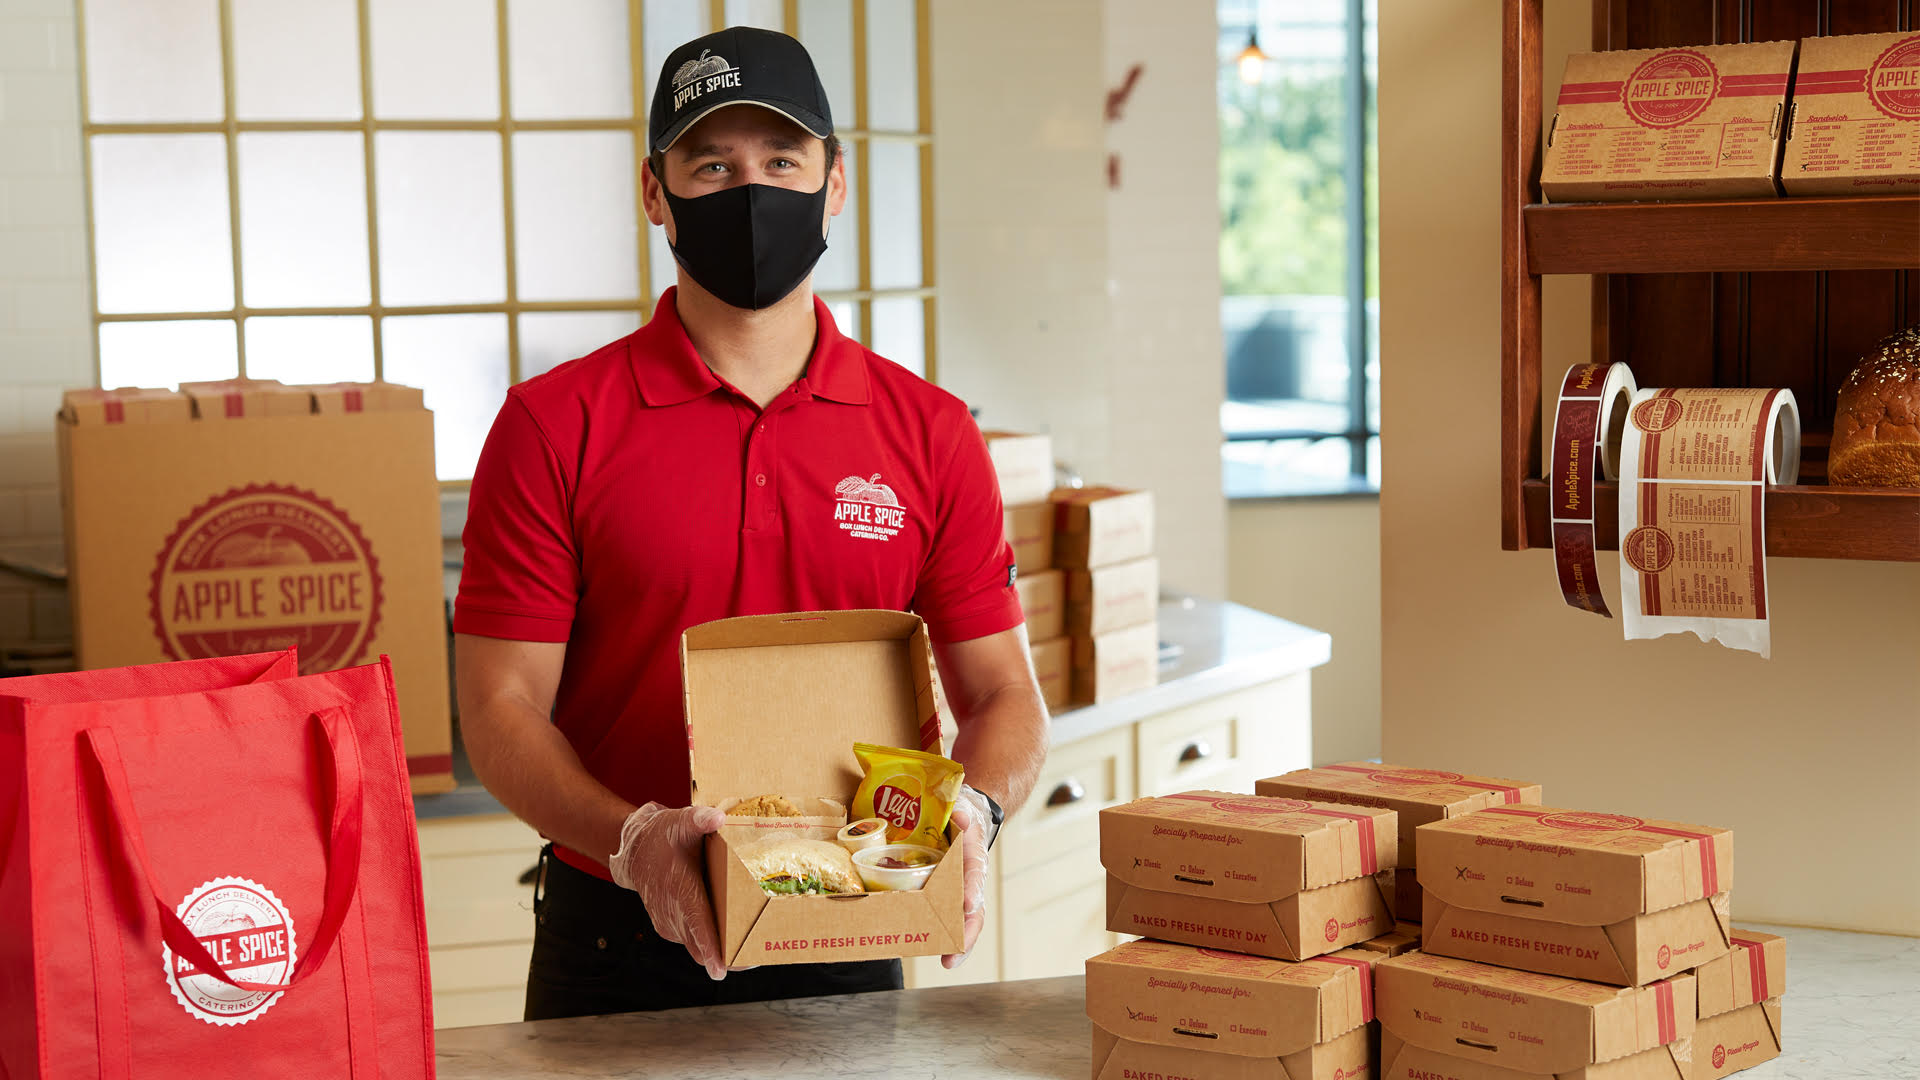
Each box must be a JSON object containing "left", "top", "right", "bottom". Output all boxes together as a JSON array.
[
  {"left": 1087, "top": 938, "right": 1380, "bottom": 1080},
  {"left": 684, "top": 610, "right": 964, "bottom": 968},
  {"left": 1689, "top": 929, "right": 1784, "bottom": 1079},
  {"left": 1101, "top": 791, "right": 1396, "bottom": 960},
  {"left": 1256, "top": 762, "right": 1543, "bottom": 923},
  {"left": 1376, "top": 950, "right": 1696, "bottom": 1080},
  {"left": 1782, "top": 31, "right": 1920, "bottom": 196},
  {"left": 1419, "top": 807, "right": 1732, "bottom": 986}
]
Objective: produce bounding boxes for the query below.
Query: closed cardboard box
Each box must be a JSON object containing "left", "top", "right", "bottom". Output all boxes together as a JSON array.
[
  {"left": 1782, "top": 32, "right": 1920, "bottom": 196},
  {"left": 1354, "top": 922, "right": 1421, "bottom": 957},
  {"left": 685, "top": 610, "right": 964, "bottom": 967},
  {"left": 1029, "top": 636, "right": 1071, "bottom": 711},
  {"left": 1377, "top": 951, "right": 1696, "bottom": 1080},
  {"left": 1066, "top": 557, "right": 1158, "bottom": 638},
  {"left": 1542, "top": 41, "right": 1795, "bottom": 201},
  {"left": 56, "top": 383, "right": 453, "bottom": 793},
  {"left": 1072, "top": 621, "right": 1158, "bottom": 704},
  {"left": 981, "top": 430, "right": 1054, "bottom": 506},
  {"left": 1101, "top": 791, "right": 1397, "bottom": 961},
  {"left": 1086, "top": 938, "right": 1378, "bottom": 1080},
  {"left": 1015, "top": 568, "right": 1064, "bottom": 642},
  {"left": 1003, "top": 502, "right": 1054, "bottom": 572},
  {"left": 1052, "top": 487, "right": 1154, "bottom": 570},
  {"left": 1419, "top": 806, "right": 1733, "bottom": 986},
  {"left": 1690, "top": 929, "right": 1785, "bottom": 1080},
  {"left": 1255, "top": 762, "right": 1543, "bottom": 876},
  {"left": 180, "top": 378, "right": 316, "bottom": 419}
]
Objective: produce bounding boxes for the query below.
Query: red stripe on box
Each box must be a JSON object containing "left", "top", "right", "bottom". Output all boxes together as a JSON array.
[
  {"left": 1731, "top": 936, "right": 1769, "bottom": 1000},
  {"left": 1309, "top": 954, "right": 1375, "bottom": 1022},
  {"left": 406, "top": 754, "right": 452, "bottom": 776},
  {"left": 1558, "top": 90, "right": 1625, "bottom": 105},
  {"left": 1794, "top": 69, "right": 1868, "bottom": 94},
  {"left": 1481, "top": 806, "right": 1549, "bottom": 818},
  {"left": 919, "top": 714, "right": 942, "bottom": 754},
  {"left": 1654, "top": 979, "right": 1675, "bottom": 1045},
  {"left": 104, "top": 400, "right": 125, "bottom": 423},
  {"left": 344, "top": 388, "right": 364, "bottom": 413},
  {"left": 1162, "top": 793, "right": 1381, "bottom": 875},
  {"left": 1560, "top": 80, "right": 1625, "bottom": 94},
  {"left": 1637, "top": 826, "right": 1719, "bottom": 895},
  {"left": 1721, "top": 82, "right": 1790, "bottom": 96},
  {"left": 224, "top": 392, "right": 244, "bottom": 418}
]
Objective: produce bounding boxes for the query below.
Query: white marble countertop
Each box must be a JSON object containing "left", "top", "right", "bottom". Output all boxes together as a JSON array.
[{"left": 433, "top": 923, "right": 1916, "bottom": 1079}]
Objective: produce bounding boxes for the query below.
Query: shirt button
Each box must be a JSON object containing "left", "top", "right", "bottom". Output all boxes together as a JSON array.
[{"left": 755, "top": 473, "right": 767, "bottom": 487}]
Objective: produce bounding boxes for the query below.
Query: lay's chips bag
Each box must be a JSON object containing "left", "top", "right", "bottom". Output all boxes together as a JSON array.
[{"left": 850, "top": 743, "right": 964, "bottom": 851}]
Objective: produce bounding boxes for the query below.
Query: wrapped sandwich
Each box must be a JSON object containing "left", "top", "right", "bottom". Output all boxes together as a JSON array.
[{"left": 739, "top": 837, "right": 865, "bottom": 896}]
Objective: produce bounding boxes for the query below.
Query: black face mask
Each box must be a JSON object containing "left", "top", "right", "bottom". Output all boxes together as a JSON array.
[{"left": 663, "top": 178, "right": 830, "bottom": 310}]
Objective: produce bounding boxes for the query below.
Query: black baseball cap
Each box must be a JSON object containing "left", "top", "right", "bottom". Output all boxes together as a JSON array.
[{"left": 649, "top": 27, "right": 834, "bottom": 154}]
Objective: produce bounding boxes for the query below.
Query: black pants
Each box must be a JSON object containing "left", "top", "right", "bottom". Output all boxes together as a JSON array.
[{"left": 523, "top": 845, "right": 903, "bottom": 1021}]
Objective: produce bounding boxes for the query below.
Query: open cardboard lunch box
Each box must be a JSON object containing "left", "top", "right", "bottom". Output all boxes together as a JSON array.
[{"left": 683, "top": 610, "right": 966, "bottom": 968}]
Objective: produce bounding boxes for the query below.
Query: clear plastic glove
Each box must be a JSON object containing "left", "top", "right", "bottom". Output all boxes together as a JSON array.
[
  {"left": 941, "top": 784, "right": 995, "bottom": 969},
  {"left": 608, "top": 802, "right": 728, "bottom": 980}
]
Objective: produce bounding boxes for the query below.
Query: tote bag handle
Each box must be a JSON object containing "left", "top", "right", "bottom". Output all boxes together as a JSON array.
[{"left": 81, "top": 705, "right": 364, "bottom": 993}]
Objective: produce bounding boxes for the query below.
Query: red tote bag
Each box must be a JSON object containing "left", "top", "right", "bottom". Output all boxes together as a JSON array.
[{"left": 0, "top": 655, "right": 433, "bottom": 1079}]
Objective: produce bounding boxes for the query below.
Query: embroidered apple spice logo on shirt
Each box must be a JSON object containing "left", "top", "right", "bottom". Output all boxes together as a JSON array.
[{"left": 833, "top": 474, "right": 908, "bottom": 543}]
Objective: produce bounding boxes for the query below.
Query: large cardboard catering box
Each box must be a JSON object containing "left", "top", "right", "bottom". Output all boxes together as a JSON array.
[
  {"left": 1354, "top": 922, "right": 1421, "bottom": 957},
  {"left": 1066, "top": 556, "right": 1158, "bottom": 638},
  {"left": 179, "top": 378, "right": 316, "bottom": 419},
  {"left": 1376, "top": 951, "right": 1696, "bottom": 1080},
  {"left": 1086, "top": 938, "right": 1378, "bottom": 1080},
  {"left": 1101, "top": 791, "right": 1397, "bottom": 961},
  {"left": 1781, "top": 32, "right": 1920, "bottom": 196},
  {"left": 1419, "top": 806, "right": 1733, "bottom": 986},
  {"left": 1014, "top": 567, "right": 1065, "bottom": 641},
  {"left": 1029, "top": 635, "right": 1071, "bottom": 711},
  {"left": 981, "top": 430, "right": 1055, "bottom": 506},
  {"left": 1072, "top": 621, "right": 1158, "bottom": 704},
  {"left": 55, "top": 383, "right": 453, "bottom": 793},
  {"left": 1689, "top": 929, "right": 1785, "bottom": 1080},
  {"left": 1052, "top": 486, "right": 1154, "bottom": 570},
  {"left": 1003, "top": 501, "right": 1054, "bottom": 572},
  {"left": 1541, "top": 41, "right": 1796, "bottom": 201},
  {"left": 683, "top": 610, "right": 965, "bottom": 967}
]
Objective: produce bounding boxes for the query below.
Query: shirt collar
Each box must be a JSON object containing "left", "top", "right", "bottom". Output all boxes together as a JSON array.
[{"left": 627, "top": 286, "right": 871, "bottom": 408}]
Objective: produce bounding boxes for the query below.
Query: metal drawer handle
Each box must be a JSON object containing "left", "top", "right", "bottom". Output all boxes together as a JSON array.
[
  {"left": 1178, "top": 740, "right": 1213, "bottom": 765},
  {"left": 1047, "top": 778, "right": 1086, "bottom": 807}
]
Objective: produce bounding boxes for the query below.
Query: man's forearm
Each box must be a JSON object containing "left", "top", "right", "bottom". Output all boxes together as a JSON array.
[
  {"left": 463, "top": 693, "right": 636, "bottom": 865},
  {"left": 948, "top": 684, "right": 1047, "bottom": 816}
]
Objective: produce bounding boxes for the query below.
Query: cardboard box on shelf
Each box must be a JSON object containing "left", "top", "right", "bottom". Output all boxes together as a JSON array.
[
  {"left": 683, "top": 610, "right": 964, "bottom": 968},
  {"left": 1003, "top": 502, "right": 1054, "bottom": 572},
  {"left": 1100, "top": 791, "right": 1397, "bottom": 961},
  {"left": 1072, "top": 621, "right": 1158, "bottom": 704},
  {"left": 1015, "top": 568, "right": 1065, "bottom": 642},
  {"left": 1051, "top": 487, "right": 1154, "bottom": 570},
  {"left": 1376, "top": 951, "right": 1696, "bottom": 1080},
  {"left": 1029, "top": 636, "right": 1071, "bottom": 712},
  {"left": 1087, "top": 938, "right": 1378, "bottom": 1080},
  {"left": 1066, "top": 557, "right": 1158, "bottom": 639},
  {"left": 1541, "top": 40, "right": 1796, "bottom": 201},
  {"left": 55, "top": 382, "right": 453, "bottom": 793},
  {"left": 981, "top": 430, "right": 1055, "bottom": 506},
  {"left": 179, "top": 378, "right": 316, "bottom": 420},
  {"left": 1418, "top": 806, "right": 1733, "bottom": 986},
  {"left": 1782, "top": 31, "right": 1920, "bottom": 196},
  {"left": 1690, "top": 929, "right": 1785, "bottom": 1080}
]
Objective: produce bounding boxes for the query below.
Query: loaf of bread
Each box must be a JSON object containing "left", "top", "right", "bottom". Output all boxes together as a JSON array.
[{"left": 1830, "top": 326, "right": 1920, "bottom": 488}]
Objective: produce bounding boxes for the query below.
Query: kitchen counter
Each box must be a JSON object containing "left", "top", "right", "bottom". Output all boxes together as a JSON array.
[
  {"left": 414, "top": 594, "right": 1330, "bottom": 820},
  {"left": 434, "top": 923, "right": 1915, "bottom": 1079}
]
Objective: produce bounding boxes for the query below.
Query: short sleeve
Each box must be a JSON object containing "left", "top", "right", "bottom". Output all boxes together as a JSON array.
[
  {"left": 912, "top": 419, "right": 1024, "bottom": 644},
  {"left": 453, "top": 392, "right": 579, "bottom": 642}
]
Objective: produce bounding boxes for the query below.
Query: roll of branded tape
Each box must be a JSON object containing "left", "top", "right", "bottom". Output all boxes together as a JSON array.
[
  {"left": 1549, "top": 362, "right": 1638, "bottom": 617},
  {"left": 837, "top": 818, "right": 889, "bottom": 854},
  {"left": 1618, "top": 386, "right": 1800, "bottom": 658}
]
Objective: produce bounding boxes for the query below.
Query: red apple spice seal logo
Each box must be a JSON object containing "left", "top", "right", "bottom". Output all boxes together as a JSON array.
[
  {"left": 149, "top": 485, "right": 382, "bottom": 674},
  {"left": 1622, "top": 526, "right": 1676, "bottom": 575},
  {"left": 1369, "top": 768, "right": 1465, "bottom": 786},
  {"left": 1540, "top": 812, "right": 1647, "bottom": 832},
  {"left": 1712, "top": 1044, "right": 1728, "bottom": 1070},
  {"left": 1658, "top": 943, "right": 1673, "bottom": 970},
  {"left": 1214, "top": 797, "right": 1314, "bottom": 815},
  {"left": 1324, "top": 917, "right": 1341, "bottom": 943},
  {"left": 1866, "top": 35, "right": 1920, "bottom": 121},
  {"left": 1632, "top": 396, "right": 1684, "bottom": 433},
  {"left": 165, "top": 877, "right": 296, "bottom": 1025},
  {"left": 1624, "top": 49, "right": 1719, "bottom": 128}
]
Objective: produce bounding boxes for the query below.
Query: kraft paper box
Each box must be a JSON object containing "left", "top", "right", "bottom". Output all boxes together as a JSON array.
[
  {"left": 1029, "top": 635, "right": 1071, "bottom": 711},
  {"left": 1542, "top": 41, "right": 1796, "bottom": 201},
  {"left": 1419, "top": 806, "right": 1733, "bottom": 987},
  {"left": 1052, "top": 486, "right": 1154, "bottom": 570},
  {"left": 1689, "top": 929, "right": 1784, "bottom": 1080},
  {"left": 55, "top": 382, "right": 453, "bottom": 794},
  {"left": 1004, "top": 501, "right": 1054, "bottom": 572},
  {"left": 1015, "top": 568, "right": 1065, "bottom": 641},
  {"left": 180, "top": 378, "right": 317, "bottom": 420},
  {"left": 1255, "top": 762, "right": 1544, "bottom": 876},
  {"left": 1087, "top": 938, "right": 1378, "bottom": 1080},
  {"left": 310, "top": 381, "right": 427, "bottom": 415},
  {"left": 1355, "top": 922, "right": 1421, "bottom": 957},
  {"left": 684, "top": 610, "right": 964, "bottom": 968},
  {"left": 1782, "top": 32, "right": 1920, "bottom": 196},
  {"left": 1102, "top": 791, "right": 1398, "bottom": 961},
  {"left": 1067, "top": 556, "right": 1159, "bottom": 638},
  {"left": 981, "top": 430, "right": 1054, "bottom": 506},
  {"left": 1393, "top": 867, "right": 1422, "bottom": 924},
  {"left": 1377, "top": 951, "right": 1696, "bottom": 1080},
  {"left": 1072, "top": 621, "right": 1158, "bottom": 704}
]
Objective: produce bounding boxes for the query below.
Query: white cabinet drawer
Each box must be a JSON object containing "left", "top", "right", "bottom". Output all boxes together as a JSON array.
[
  {"left": 419, "top": 814, "right": 543, "bottom": 949},
  {"left": 1000, "top": 859, "right": 1118, "bottom": 982},
  {"left": 1136, "top": 676, "right": 1311, "bottom": 797},
  {"left": 997, "top": 725, "right": 1136, "bottom": 878},
  {"left": 902, "top": 860, "right": 1003, "bottom": 989}
]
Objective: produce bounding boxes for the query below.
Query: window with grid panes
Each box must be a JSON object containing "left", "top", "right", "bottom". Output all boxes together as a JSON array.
[{"left": 77, "top": 0, "right": 936, "bottom": 481}]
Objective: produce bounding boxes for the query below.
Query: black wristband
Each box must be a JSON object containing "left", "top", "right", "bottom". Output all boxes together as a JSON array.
[{"left": 980, "top": 789, "right": 1005, "bottom": 850}]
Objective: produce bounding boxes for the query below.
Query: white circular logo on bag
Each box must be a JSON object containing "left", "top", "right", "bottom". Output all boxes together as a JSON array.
[{"left": 164, "top": 877, "right": 296, "bottom": 1025}]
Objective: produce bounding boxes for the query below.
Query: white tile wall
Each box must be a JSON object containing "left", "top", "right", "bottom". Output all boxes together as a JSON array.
[{"left": 0, "top": 0, "right": 92, "bottom": 644}]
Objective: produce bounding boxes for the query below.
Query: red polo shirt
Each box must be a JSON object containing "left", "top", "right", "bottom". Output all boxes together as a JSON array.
[{"left": 454, "top": 288, "right": 1022, "bottom": 878}]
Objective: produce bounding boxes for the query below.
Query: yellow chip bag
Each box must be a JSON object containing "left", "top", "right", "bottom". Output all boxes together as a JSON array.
[{"left": 850, "top": 743, "right": 965, "bottom": 852}]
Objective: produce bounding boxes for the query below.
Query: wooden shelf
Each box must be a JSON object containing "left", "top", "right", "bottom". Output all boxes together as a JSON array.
[
  {"left": 1522, "top": 480, "right": 1920, "bottom": 563},
  {"left": 1524, "top": 196, "right": 1920, "bottom": 275}
]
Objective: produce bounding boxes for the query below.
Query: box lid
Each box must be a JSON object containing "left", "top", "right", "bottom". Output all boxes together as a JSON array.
[
  {"left": 1696, "top": 928, "right": 1786, "bottom": 1018},
  {"left": 309, "top": 381, "right": 428, "bottom": 414},
  {"left": 1100, "top": 791, "right": 1397, "bottom": 903},
  {"left": 1419, "top": 806, "right": 1732, "bottom": 925},
  {"left": 180, "top": 378, "right": 314, "bottom": 418},
  {"left": 1375, "top": 950, "right": 1695, "bottom": 1074},
  {"left": 680, "top": 610, "right": 941, "bottom": 805},
  {"left": 1086, "top": 938, "right": 1377, "bottom": 1058},
  {"left": 59, "top": 387, "right": 191, "bottom": 425},
  {"left": 1259, "top": 762, "right": 1541, "bottom": 810}
]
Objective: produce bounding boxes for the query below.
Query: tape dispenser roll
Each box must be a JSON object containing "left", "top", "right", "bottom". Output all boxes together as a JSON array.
[{"left": 1549, "top": 362, "right": 1637, "bottom": 617}]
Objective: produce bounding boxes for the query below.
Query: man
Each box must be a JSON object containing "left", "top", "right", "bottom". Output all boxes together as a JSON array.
[{"left": 454, "top": 26, "right": 1049, "bottom": 1021}]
